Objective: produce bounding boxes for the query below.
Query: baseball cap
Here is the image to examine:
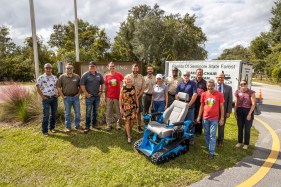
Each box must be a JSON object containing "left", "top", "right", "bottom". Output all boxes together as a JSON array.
[
  {"left": 89, "top": 61, "right": 97, "bottom": 66},
  {"left": 156, "top": 74, "right": 163, "bottom": 79},
  {"left": 44, "top": 63, "right": 52, "bottom": 68}
]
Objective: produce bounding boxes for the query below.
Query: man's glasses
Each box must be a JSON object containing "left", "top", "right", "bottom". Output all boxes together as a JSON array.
[
  {"left": 183, "top": 74, "right": 190, "bottom": 77},
  {"left": 66, "top": 68, "right": 73, "bottom": 70}
]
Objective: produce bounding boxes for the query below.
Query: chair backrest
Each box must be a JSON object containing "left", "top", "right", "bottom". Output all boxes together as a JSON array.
[{"left": 162, "top": 92, "right": 189, "bottom": 124}]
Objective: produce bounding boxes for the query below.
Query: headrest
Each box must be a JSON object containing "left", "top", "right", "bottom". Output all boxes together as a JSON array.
[{"left": 178, "top": 92, "right": 189, "bottom": 101}]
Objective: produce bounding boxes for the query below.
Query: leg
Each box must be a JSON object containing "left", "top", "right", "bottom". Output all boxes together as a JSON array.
[
  {"left": 106, "top": 98, "right": 113, "bottom": 128},
  {"left": 236, "top": 108, "right": 245, "bottom": 144},
  {"left": 49, "top": 98, "right": 58, "bottom": 130},
  {"left": 42, "top": 99, "right": 50, "bottom": 134},
  {"left": 143, "top": 95, "right": 152, "bottom": 114},
  {"left": 217, "top": 119, "right": 226, "bottom": 144},
  {"left": 125, "top": 119, "right": 131, "bottom": 143},
  {"left": 85, "top": 97, "right": 93, "bottom": 129},
  {"left": 92, "top": 96, "right": 100, "bottom": 127},
  {"left": 113, "top": 99, "right": 121, "bottom": 128},
  {"left": 244, "top": 110, "right": 253, "bottom": 145},
  {"left": 209, "top": 120, "right": 218, "bottom": 155},
  {"left": 137, "top": 97, "right": 144, "bottom": 132},
  {"left": 167, "top": 94, "right": 175, "bottom": 107},
  {"left": 64, "top": 97, "right": 72, "bottom": 129},
  {"left": 73, "top": 96, "right": 81, "bottom": 128},
  {"left": 203, "top": 119, "right": 210, "bottom": 149},
  {"left": 186, "top": 108, "right": 195, "bottom": 140}
]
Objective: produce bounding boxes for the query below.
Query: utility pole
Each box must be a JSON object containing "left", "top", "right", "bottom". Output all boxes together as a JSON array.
[
  {"left": 29, "top": 0, "right": 40, "bottom": 80},
  {"left": 74, "top": 0, "right": 79, "bottom": 62}
]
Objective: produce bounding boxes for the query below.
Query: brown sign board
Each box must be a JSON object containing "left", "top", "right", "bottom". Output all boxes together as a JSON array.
[{"left": 60, "top": 61, "right": 143, "bottom": 77}]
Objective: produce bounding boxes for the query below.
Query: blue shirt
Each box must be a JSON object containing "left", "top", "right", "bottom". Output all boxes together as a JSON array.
[
  {"left": 80, "top": 71, "right": 104, "bottom": 96},
  {"left": 176, "top": 80, "right": 197, "bottom": 108}
]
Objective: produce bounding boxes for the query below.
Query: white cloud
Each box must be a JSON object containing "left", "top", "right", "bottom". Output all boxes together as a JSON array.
[{"left": 0, "top": 0, "right": 275, "bottom": 59}]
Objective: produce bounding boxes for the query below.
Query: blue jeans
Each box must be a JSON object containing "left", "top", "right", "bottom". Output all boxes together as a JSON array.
[
  {"left": 85, "top": 96, "right": 100, "bottom": 129},
  {"left": 42, "top": 97, "right": 58, "bottom": 133},
  {"left": 203, "top": 119, "right": 218, "bottom": 155},
  {"left": 64, "top": 96, "right": 81, "bottom": 128},
  {"left": 153, "top": 101, "right": 165, "bottom": 121}
]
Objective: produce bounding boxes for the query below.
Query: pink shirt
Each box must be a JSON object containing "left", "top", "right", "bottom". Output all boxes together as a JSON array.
[{"left": 235, "top": 89, "right": 255, "bottom": 108}]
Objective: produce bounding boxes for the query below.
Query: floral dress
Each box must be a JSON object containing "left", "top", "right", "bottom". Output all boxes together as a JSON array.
[{"left": 121, "top": 86, "right": 137, "bottom": 120}]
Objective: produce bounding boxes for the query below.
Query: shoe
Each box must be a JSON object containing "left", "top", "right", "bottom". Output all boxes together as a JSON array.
[
  {"left": 84, "top": 128, "right": 90, "bottom": 133},
  {"left": 50, "top": 129, "right": 56, "bottom": 133},
  {"left": 137, "top": 126, "right": 144, "bottom": 133},
  {"left": 127, "top": 137, "right": 132, "bottom": 144},
  {"left": 92, "top": 126, "right": 101, "bottom": 130},
  {"left": 218, "top": 142, "right": 224, "bottom": 147},
  {"left": 243, "top": 145, "right": 248, "bottom": 150},
  {"left": 43, "top": 133, "right": 49, "bottom": 137},
  {"left": 236, "top": 143, "right": 242, "bottom": 148},
  {"left": 64, "top": 128, "right": 71, "bottom": 133},
  {"left": 106, "top": 126, "right": 112, "bottom": 131},
  {"left": 196, "top": 133, "right": 201, "bottom": 137},
  {"left": 190, "top": 140, "right": 194, "bottom": 145},
  {"left": 208, "top": 154, "right": 214, "bottom": 160},
  {"left": 116, "top": 124, "right": 121, "bottom": 130},
  {"left": 75, "top": 126, "right": 84, "bottom": 130}
]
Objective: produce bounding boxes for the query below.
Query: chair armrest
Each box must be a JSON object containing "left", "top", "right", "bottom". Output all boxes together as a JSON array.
[{"left": 171, "top": 121, "right": 185, "bottom": 126}]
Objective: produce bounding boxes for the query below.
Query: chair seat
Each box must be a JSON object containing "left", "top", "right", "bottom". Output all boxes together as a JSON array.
[{"left": 148, "top": 122, "right": 173, "bottom": 138}]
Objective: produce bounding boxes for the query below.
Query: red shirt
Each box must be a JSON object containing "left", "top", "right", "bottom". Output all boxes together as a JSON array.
[
  {"left": 235, "top": 89, "right": 255, "bottom": 108},
  {"left": 200, "top": 90, "right": 224, "bottom": 120},
  {"left": 104, "top": 72, "right": 124, "bottom": 99}
]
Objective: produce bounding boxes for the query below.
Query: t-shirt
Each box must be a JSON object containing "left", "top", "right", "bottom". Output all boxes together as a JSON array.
[
  {"left": 104, "top": 72, "right": 124, "bottom": 99},
  {"left": 235, "top": 89, "right": 255, "bottom": 108},
  {"left": 80, "top": 71, "right": 104, "bottom": 96},
  {"left": 193, "top": 78, "right": 207, "bottom": 104},
  {"left": 176, "top": 80, "right": 197, "bottom": 108},
  {"left": 153, "top": 84, "right": 168, "bottom": 101},
  {"left": 36, "top": 73, "right": 57, "bottom": 96},
  {"left": 200, "top": 90, "right": 224, "bottom": 120},
  {"left": 56, "top": 73, "right": 80, "bottom": 96}
]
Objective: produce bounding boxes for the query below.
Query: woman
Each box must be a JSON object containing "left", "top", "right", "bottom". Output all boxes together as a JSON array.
[
  {"left": 151, "top": 74, "right": 168, "bottom": 120},
  {"left": 119, "top": 75, "right": 139, "bottom": 144},
  {"left": 234, "top": 80, "right": 256, "bottom": 150}
]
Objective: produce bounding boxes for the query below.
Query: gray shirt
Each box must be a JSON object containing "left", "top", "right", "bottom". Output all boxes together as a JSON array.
[
  {"left": 80, "top": 71, "right": 104, "bottom": 96},
  {"left": 153, "top": 84, "right": 167, "bottom": 101},
  {"left": 57, "top": 73, "right": 80, "bottom": 96}
]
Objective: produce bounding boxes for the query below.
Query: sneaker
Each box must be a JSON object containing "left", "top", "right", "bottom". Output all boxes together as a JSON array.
[
  {"left": 106, "top": 126, "right": 112, "bottom": 131},
  {"left": 75, "top": 126, "right": 84, "bottom": 130},
  {"left": 92, "top": 125, "right": 101, "bottom": 130},
  {"left": 208, "top": 154, "right": 214, "bottom": 160},
  {"left": 236, "top": 143, "right": 242, "bottom": 148},
  {"left": 43, "top": 132, "right": 49, "bottom": 137},
  {"left": 137, "top": 126, "right": 144, "bottom": 133},
  {"left": 64, "top": 128, "right": 71, "bottom": 133},
  {"left": 116, "top": 124, "right": 121, "bottom": 130},
  {"left": 84, "top": 128, "right": 90, "bottom": 133},
  {"left": 50, "top": 129, "right": 56, "bottom": 133},
  {"left": 243, "top": 145, "right": 248, "bottom": 150}
]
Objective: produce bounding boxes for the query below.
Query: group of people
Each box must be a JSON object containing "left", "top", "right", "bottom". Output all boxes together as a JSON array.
[{"left": 36, "top": 62, "right": 256, "bottom": 159}]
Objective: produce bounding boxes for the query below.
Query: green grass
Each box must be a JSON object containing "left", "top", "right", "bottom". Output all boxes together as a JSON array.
[{"left": 0, "top": 115, "right": 258, "bottom": 187}]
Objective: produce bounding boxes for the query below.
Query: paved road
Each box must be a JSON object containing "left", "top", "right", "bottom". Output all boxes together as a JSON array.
[{"left": 192, "top": 82, "right": 281, "bottom": 187}]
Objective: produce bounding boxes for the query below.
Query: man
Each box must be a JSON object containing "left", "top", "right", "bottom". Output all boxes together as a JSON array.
[
  {"left": 143, "top": 66, "right": 155, "bottom": 115},
  {"left": 196, "top": 79, "right": 224, "bottom": 160},
  {"left": 57, "top": 63, "right": 82, "bottom": 132},
  {"left": 165, "top": 67, "right": 182, "bottom": 107},
  {"left": 80, "top": 61, "right": 104, "bottom": 133},
  {"left": 175, "top": 71, "right": 197, "bottom": 144},
  {"left": 36, "top": 63, "right": 58, "bottom": 137},
  {"left": 104, "top": 62, "right": 124, "bottom": 131},
  {"left": 127, "top": 64, "right": 145, "bottom": 133},
  {"left": 215, "top": 72, "right": 233, "bottom": 147},
  {"left": 193, "top": 68, "right": 207, "bottom": 137}
]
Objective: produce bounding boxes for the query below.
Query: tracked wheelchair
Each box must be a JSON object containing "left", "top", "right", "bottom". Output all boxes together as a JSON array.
[{"left": 134, "top": 92, "right": 194, "bottom": 164}]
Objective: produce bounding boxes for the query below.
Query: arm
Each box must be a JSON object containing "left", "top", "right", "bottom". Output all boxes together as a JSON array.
[
  {"left": 119, "top": 88, "right": 124, "bottom": 115},
  {"left": 165, "top": 90, "right": 168, "bottom": 109},
  {"left": 188, "top": 93, "right": 198, "bottom": 108},
  {"left": 57, "top": 88, "right": 64, "bottom": 98},
  {"left": 226, "top": 86, "right": 233, "bottom": 118},
  {"left": 196, "top": 102, "right": 204, "bottom": 123},
  {"left": 219, "top": 103, "right": 225, "bottom": 125},
  {"left": 135, "top": 90, "right": 139, "bottom": 114},
  {"left": 80, "top": 85, "right": 91, "bottom": 98},
  {"left": 36, "top": 85, "right": 47, "bottom": 100},
  {"left": 247, "top": 93, "right": 256, "bottom": 120}
]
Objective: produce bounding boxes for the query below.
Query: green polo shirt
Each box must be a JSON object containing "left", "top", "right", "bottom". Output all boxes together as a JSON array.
[{"left": 57, "top": 73, "right": 80, "bottom": 96}]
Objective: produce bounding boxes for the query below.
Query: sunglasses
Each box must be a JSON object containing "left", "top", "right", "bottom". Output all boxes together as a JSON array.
[
  {"left": 66, "top": 68, "right": 73, "bottom": 70},
  {"left": 240, "top": 83, "right": 247, "bottom": 86},
  {"left": 183, "top": 74, "right": 190, "bottom": 76}
]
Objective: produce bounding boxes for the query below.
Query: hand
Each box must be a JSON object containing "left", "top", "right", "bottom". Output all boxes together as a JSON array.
[
  {"left": 41, "top": 95, "right": 47, "bottom": 100},
  {"left": 234, "top": 112, "right": 238, "bottom": 119},
  {"left": 219, "top": 118, "right": 224, "bottom": 126},
  {"left": 225, "top": 113, "right": 230, "bottom": 118},
  {"left": 85, "top": 93, "right": 92, "bottom": 98},
  {"left": 165, "top": 105, "right": 167, "bottom": 109},
  {"left": 120, "top": 108, "right": 124, "bottom": 115},
  {"left": 136, "top": 108, "right": 139, "bottom": 114},
  {"left": 196, "top": 117, "right": 201, "bottom": 124},
  {"left": 98, "top": 91, "right": 103, "bottom": 96},
  {"left": 247, "top": 114, "right": 251, "bottom": 121}
]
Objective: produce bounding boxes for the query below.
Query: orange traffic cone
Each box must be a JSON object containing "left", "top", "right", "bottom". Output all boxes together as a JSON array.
[
  {"left": 257, "top": 89, "right": 263, "bottom": 104},
  {"left": 258, "top": 89, "right": 263, "bottom": 99}
]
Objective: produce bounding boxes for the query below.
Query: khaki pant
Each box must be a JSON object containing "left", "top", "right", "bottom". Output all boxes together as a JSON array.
[{"left": 106, "top": 98, "right": 121, "bottom": 127}]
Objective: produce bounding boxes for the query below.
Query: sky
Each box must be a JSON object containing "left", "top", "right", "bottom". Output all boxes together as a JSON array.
[{"left": 0, "top": 0, "right": 275, "bottom": 59}]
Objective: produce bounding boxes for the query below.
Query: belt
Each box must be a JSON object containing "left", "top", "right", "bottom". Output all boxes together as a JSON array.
[
  {"left": 168, "top": 92, "right": 175, "bottom": 96},
  {"left": 44, "top": 95, "right": 57, "bottom": 99},
  {"left": 64, "top": 94, "right": 77, "bottom": 97},
  {"left": 145, "top": 93, "right": 152, "bottom": 96}
]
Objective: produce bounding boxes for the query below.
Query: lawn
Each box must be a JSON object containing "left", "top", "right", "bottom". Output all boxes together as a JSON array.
[{"left": 0, "top": 115, "right": 258, "bottom": 187}]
